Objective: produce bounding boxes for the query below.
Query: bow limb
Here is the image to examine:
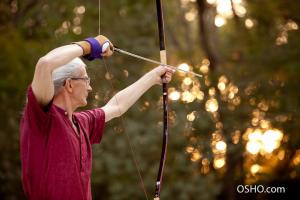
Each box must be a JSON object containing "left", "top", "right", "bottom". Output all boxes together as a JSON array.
[{"left": 154, "top": 0, "right": 168, "bottom": 199}]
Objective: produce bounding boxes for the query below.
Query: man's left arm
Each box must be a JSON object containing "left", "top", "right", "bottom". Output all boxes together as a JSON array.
[{"left": 102, "top": 66, "right": 174, "bottom": 122}]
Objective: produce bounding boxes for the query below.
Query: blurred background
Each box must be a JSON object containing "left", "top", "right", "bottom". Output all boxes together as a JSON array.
[{"left": 1, "top": 0, "right": 300, "bottom": 199}]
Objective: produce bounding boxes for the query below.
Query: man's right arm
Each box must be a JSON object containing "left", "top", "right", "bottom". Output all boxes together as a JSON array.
[{"left": 31, "top": 44, "right": 83, "bottom": 107}]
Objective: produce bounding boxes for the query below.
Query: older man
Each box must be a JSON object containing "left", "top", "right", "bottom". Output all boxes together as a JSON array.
[{"left": 20, "top": 35, "right": 173, "bottom": 200}]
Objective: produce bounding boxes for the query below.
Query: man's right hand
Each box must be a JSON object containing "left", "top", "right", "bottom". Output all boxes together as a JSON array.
[
  {"left": 94, "top": 35, "right": 114, "bottom": 57},
  {"left": 73, "top": 35, "right": 114, "bottom": 58}
]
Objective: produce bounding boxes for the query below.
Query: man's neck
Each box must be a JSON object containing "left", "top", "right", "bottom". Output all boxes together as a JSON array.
[{"left": 53, "top": 93, "right": 75, "bottom": 120}]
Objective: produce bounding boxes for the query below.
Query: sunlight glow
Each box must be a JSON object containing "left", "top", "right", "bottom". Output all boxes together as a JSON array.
[
  {"left": 205, "top": 98, "right": 219, "bottom": 112},
  {"left": 209, "top": 87, "right": 216, "bottom": 96},
  {"left": 216, "top": 0, "right": 233, "bottom": 17},
  {"left": 183, "top": 77, "right": 193, "bottom": 85},
  {"left": 286, "top": 20, "right": 298, "bottom": 31},
  {"left": 72, "top": 26, "right": 82, "bottom": 35},
  {"left": 264, "top": 129, "right": 283, "bottom": 141},
  {"left": 186, "top": 146, "right": 194, "bottom": 153},
  {"left": 199, "top": 65, "right": 209, "bottom": 74},
  {"left": 234, "top": 4, "right": 246, "bottom": 17},
  {"left": 178, "top": 63, "right": 190, "bottom": 76},
  {"left": 277, "top": 150, "right": 285, "bottom": 161},
  {"left": 246, "top": 128, "right": 284, "bottom": 155},
  {"left": 214, "top": 158, "right": 225, "bottom": 169},
  {"left": 250, "top": 164, "right": 261, "bottom": 174},
  {"left": 246, "top": 141, "right": 261, "bottom": 154},
  {"left": 182, "top": 91, "right": 196, "bottom": 103},
  {"left": 245, "top": 18, "right": 254, "bottom": 29},
  {"left": 248, "top": 129, "right": 262, "bottom": 141},
  {"left": 191, "top": 149, "right": 202, "bottom": 162},
  {"left": 195, "top": 90, "right": 205, "bottom": 100},
  {"left": 207, "top": 0, "right": 216, "bottom": 4},
  {"left": 209, "top": 0, "right": 247, "bottom": 27},
  {"left": 169, "top": 90, "right": 181, "bottom": 101},
  {"left": 202, "top": 158, "right": 210, "bottom": 166},
  {"left": 292, "top": 150, "right": 300, "bottom": 166},
  {"left": 185, "top": 9, "right": 197, "bottom": 22},
  {"left": 215, "top": 15, "right": 226, "bottom": 27},
  {"left": 276, "top": 34, "right": 288, "bottom": 46},
  {"left": 261, "top": 129, "right": 283, "bottom": 153},
  {"left": 260, "top": 119, "right": 270, "bottom": 129},
  {"left": 216, "top": 141, "right": 227, "bottom": 152},
  {"left": 75, "top": 5, "right": 85, "bottom": 15},
  {"left": 187, "top": 111, "right": 196, "bottom": 122},
  {"left": 218, "top": 82, "right": 226, "bottom": 91},
  {"left": 219, "top": 75, "right": 228, "bottom": 84}
]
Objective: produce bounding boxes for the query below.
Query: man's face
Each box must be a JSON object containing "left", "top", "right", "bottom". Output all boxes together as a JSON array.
[{"left": 69, "top": 67, "right": 92, "bottom": 107}]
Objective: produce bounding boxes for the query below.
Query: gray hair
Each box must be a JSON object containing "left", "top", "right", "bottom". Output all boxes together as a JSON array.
[{"left": 52, "top": 57, "right": 86, "bottom": 95}]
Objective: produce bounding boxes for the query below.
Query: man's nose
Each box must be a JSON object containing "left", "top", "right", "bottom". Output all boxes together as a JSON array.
[{"left": 88, "top": 85, "right": 92, "bottom": 92}]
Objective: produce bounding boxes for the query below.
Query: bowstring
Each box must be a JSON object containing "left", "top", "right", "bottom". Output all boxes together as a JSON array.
[
  {"left": 98, "top": 1, "right": 149, "bottom": 199},
  {"left": 98, "top": 0, "right": 100, "bottom": 35},
  {"left": 102, "top": 59, "right": 149, "bottom": 200}
]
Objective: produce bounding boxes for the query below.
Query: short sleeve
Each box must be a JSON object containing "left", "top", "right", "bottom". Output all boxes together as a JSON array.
[
  {"left": 22, "top": 86, "right": 51, "bottom": 129},
  {"left": 75, "top": 108, "right": 105, "bottom": 144}
]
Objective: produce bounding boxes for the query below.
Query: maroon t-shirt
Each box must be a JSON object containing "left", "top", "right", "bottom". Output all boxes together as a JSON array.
[{"left": 20, "top": 86, "right": 105, "bottom": 200}]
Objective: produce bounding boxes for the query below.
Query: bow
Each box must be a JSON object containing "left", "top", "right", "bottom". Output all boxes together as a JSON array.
[{"left": 153, "top": 0, "right": 168, "bottom": 199}]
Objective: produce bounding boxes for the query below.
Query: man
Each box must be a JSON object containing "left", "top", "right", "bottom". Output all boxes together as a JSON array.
[{"left": 20, "top": 35, "right": 174, "bottom": 200}]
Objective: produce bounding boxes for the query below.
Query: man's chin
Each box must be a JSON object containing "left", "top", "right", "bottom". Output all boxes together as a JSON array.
[{"left": 79, "top": 100, "right": 88, "bottom": 107}]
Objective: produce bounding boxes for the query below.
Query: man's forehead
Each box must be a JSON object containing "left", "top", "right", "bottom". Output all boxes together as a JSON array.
[{"left": 78, "top": 66, "right": 88, "bottom": 75}]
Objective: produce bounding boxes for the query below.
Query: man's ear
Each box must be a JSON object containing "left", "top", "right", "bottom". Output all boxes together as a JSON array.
[{"left": 64, "top": 78, "right": 73, "bottom": 93}]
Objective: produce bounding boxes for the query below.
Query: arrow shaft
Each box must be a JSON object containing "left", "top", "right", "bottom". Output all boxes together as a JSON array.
[{"left": 114, "top": 48, "right": 202, "bottom": 78}]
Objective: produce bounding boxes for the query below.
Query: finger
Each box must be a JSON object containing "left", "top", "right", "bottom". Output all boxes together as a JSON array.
[
  {"left": 164, "top": 69, "right": 175, "bottom": 76},
  {"left": 162, "top": 76, "right": 171, "bottom": 83},
  {"left": 100, "top": 41, "right": 114, "bottom": 56},
  {"left": 164, "top": 78, "right": 171, "bottom": 83},
  {"left": 109, "top": 41, "right": 114, "bottom": 49},
  {"left": 165, "top": 72, "right": 173, "bottom": 79},
  {"left": 166, "top": 76, "right": 172, "bottom": 81},
  {"left": 163, "top": 78, "right": 168, "bottom": 83},
  {"left": 165, "top": 67, "right": 173, "bottom": 71},
  {"left": 161, "top": 67, "right": 174, "bottom": 76},
  {"left": 163, "top": 73, "right": 169, "bottom": 79},
  {"left": 166, "top": 71, "right": 173, "bottom": 75},
  {"left": 102, "top": 41, "right": 110, "bottom": 53},
  {"left": 101, "top": 49, "right": 113, "bottom": 57}
]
